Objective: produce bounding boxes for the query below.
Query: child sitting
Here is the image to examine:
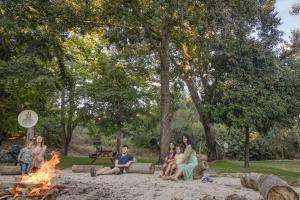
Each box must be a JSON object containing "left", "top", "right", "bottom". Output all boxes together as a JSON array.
[
  {"left": 160, "top": 142, "right": 175, "bottom": 177},
  {"left": 18, "top": 141, "right": 33, "bottom": 175},
  {"left": 169, "top": 145, "right": 184, "bottom": 175}
]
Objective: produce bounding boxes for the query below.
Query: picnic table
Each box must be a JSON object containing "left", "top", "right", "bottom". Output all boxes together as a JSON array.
[{"left": 89, "top": 146, "right": 115, "bottom": 164}]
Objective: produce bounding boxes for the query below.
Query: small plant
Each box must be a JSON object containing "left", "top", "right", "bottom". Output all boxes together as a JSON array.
[{"left": 200, "top": 146, "right": 209, "bottom": 154}]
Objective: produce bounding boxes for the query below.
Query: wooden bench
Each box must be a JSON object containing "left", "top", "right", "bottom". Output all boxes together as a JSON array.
[{"left": 89, "top": 146, "right": 115, "bottom": 164}]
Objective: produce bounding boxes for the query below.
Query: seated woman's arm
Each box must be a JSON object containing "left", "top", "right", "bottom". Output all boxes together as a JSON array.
[{"left": 180, "top": 145, "right": 193, "bottom": 164}]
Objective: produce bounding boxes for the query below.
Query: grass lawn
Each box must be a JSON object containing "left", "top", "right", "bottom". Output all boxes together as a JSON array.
[
  {"left": 59, "top": 156, "right": 157, "bottom": 169},
  {"left": 59, "top": 156, "right": 299, "bottom": 185},
  {"left": 210, "top": 159, "right": 300, "bottom": 185}
]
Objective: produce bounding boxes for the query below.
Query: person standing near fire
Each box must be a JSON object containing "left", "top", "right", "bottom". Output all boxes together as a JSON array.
[
  {"left": 18, "top": 141, "right": 34, "bottom": 174},
  {"left": 28, "top": 136, "right": 47, "bottom": 173}
]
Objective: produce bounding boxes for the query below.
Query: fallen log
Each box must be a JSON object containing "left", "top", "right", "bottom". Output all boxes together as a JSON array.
[
  {"left": 240, "top": 173, "right": 260, "bottom": 190},
  {"left": 225, "top": 194, "right": 248, "bottom": 200},
  {"left": 0, "top": 182, "right": 13, "bottom": 189},
  {"left": 126, "top": 163, "right": 155, "bottom": 174},
  {"left": 71, "top": 165, "right": 103, "bottom": 173},
  {"left": 0, "top": 166, "right": 21, "bottom": 175},
  {"left": 0, "top": 194, "right": 11, "bottom": 200},
  {"left": 241, "top": 173, "right": 299, "bottom": 200},
  {"left": 201, "top": 195, "right": 216, "bottom": 200},
  {"left": 193, "top": 161, "right": 209, "bottom": 180}
]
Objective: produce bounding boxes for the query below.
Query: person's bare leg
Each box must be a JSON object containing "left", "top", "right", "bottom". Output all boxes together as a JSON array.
[
  {"left": 160, "top": 163, "right": 167, "bottom": 177},
  {"left": 95, "top": 167, "right": 110, "bottom": 175},
  {"left": 165, "top": 162, "right": 173, "bottom": 176},
  {"left": 170, "top": 164, "right": 177, "bottom": 175},
  {"left": 102, "top": 167, "right": 120, "bottom": 175},
  {"left": 170, "top": 168, "right": 182, "bottom": 181}
]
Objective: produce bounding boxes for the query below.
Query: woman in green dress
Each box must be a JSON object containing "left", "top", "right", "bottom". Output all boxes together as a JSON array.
[{"left": 166, "top": 134, "right": 198, "bottom": 181}]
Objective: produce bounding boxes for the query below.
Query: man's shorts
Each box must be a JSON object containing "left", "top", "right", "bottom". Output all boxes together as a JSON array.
[
  {"left": 20, "top": 161, "right": 29, "bottom": 172},
  {"left": 110, "top": 165, "right": 125, "bottom": 174}
]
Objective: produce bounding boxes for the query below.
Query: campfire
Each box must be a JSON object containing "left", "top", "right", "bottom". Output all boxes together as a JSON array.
[{"left": 1, "top": 151, "right": 61, "bottom": 199}]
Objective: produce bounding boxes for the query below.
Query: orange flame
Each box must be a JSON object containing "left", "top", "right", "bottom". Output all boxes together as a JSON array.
[{"left": 15, "top": 151, "right": 60, "bottom": 195}]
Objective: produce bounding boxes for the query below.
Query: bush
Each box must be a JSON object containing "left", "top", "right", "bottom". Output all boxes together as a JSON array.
[
  {"left": 36, "top": 115, "right": 61, "bottom": 148},
  {"left": 216, "top": 127, "right": 299, "bottom": 160}
]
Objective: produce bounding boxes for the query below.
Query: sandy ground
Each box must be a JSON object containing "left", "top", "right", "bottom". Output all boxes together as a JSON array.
[{"left": 1, "top": 170, "right": 300, "bottom": 200}]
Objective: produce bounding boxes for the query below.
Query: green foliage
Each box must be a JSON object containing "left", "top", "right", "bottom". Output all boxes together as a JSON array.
[
  {"left": 36, "top": 113, "right": 61, "bottom": 148},
  {"left": 0, "top": 0, "right": 299, "bottom": 161},
  {"left": 210, "top": 160, "right": 300, "bottom": 185},
  {"left": 217, "top": 127, "right": 299, "bottom": 160},
  {"left": 171, "top": 99, "right": 204, "bottom": 148}
]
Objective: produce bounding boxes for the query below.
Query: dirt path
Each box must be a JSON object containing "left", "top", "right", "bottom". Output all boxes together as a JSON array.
[
  {"left": 53, "top": 170, "right": 260, "bottom": 200},
  {"left": 1, "top": 170, "right": 300, "bottom": 200}
]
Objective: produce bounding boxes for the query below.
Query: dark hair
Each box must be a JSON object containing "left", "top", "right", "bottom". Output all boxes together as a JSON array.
[
  {"left": 182, "top": 134, "right": 196, "bottom": 150},
  {"left": 122, "top": 145, "right": 129, "bottom": 149},
  {"left": 168, "top": 142, "right": 175, "bottom": 152}
]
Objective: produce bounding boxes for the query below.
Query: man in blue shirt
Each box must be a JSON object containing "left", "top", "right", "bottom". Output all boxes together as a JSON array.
[{"left": 90, "top": 145, "right": 134, "bottom": 176}]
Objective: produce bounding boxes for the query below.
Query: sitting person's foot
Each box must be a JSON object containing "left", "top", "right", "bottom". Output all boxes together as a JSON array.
[
  {"left": 90, "top": 167, "right": 96, "bottom": 177},
  {"left": 162, "top": 176, "right": 175, "bottom": 181},
  {"left": 169, "top": 176, "right": 178, "bottom": 181}
]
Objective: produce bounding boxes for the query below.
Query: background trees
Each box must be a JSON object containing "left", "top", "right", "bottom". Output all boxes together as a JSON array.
[{"left": 0, "top": 0, "right": 299, "bottom": 165}]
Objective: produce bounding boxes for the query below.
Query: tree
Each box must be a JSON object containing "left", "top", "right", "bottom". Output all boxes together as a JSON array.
[
  {"left": 215, "top": 39, "right": 299, "bottom": 167},
  {"left": 0, "top": 0, "right": 61, "bottom": 142},
  {"left": 0, "top": 0, "right": 98, "bottom": 152},
  {"left": 82, "top": 54, "right": 153, "bottom": 152},
  {"left": 97, "top": 0, "right": 184, "bottom": 161},
  {"left": 150, "top": 0, "right": 276, "bottom": 160}
]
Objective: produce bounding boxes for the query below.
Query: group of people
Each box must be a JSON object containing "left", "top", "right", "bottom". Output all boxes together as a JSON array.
[
  {"left": 90, "top": 134, "right": 198, "bottom": 181},
  {"left": 160, "top": 134, "right": 198, "bottom": 181},
  {"left": 17, "top": 134, "right": 198, "bottom": 181},
  {"left": 17, "top": 136, "right": 47, "bottom": 174}
]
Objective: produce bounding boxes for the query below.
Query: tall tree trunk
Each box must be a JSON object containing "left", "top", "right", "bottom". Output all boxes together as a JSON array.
[
  {"left": 64, "top": 86, "right": 76, "bottom": 156},
  {"left": 181, "top": 44, "right": 222, "bottom": 161},
  {"left": 296, "top": 132, "right": 300, "bottom": 153},
  {"left": 296, "top": 119, "right": 300, "bottom": 153},
  {"left": 183, "top": 77, "right": 222, "bottom": 161},
  {"left": 60, "top": 88, "right": 67, "bottom": 155},
  {"left": 115, "top": 130, "right": 123, "bottom": 153},
  {"left": 26, "top": 127, "right": 34, "bottom": 144},
  {"left": 158, "top": 24, "right": 172, "bottom": 163},
  {"left": 0, "top": 129, "right": 7, "bottom": 146},
  {"left": 244, "top": 126, "right": 250, "bottom": 168}
]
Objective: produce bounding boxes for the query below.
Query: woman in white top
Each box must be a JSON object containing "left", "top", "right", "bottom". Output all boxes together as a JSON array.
[{"left": 28, "top": 136, "right": 47, "bottom": 173}]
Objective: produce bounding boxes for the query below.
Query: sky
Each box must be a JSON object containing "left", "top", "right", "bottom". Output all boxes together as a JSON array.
[{"left": 275, "top": 0, "right": 300, "bottom": 41}]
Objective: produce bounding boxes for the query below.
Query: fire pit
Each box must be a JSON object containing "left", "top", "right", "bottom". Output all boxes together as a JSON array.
[{"left": 0, "top": 152, "right": 65, "bottom": 200}]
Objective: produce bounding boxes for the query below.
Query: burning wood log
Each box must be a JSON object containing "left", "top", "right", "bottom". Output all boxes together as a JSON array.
[
  {"left": 71, "top": 165, "right": 103, "bottom": 173},
  {"left": 0, "top": 166, "right": 21, "bottom": 175},
  {"left": 5, "top": 152, "right": 60, "bottom": 198},
  {"left": 126, "top": 163, "right": 155, "bottom": 174},
  {"left": 241, "top": 173, "right": 299, "bottom": 200}
]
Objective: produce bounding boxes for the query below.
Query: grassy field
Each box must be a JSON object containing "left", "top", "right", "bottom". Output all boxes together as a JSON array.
[
  {"left": 210, "top": 160, "right": 300, "bottom": 185},
  {"left": 59, "top": 156, "right": 157, "bottom": 169},
  {"left": 59, "top": 156, "right": 300, "bottom": 185}
]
